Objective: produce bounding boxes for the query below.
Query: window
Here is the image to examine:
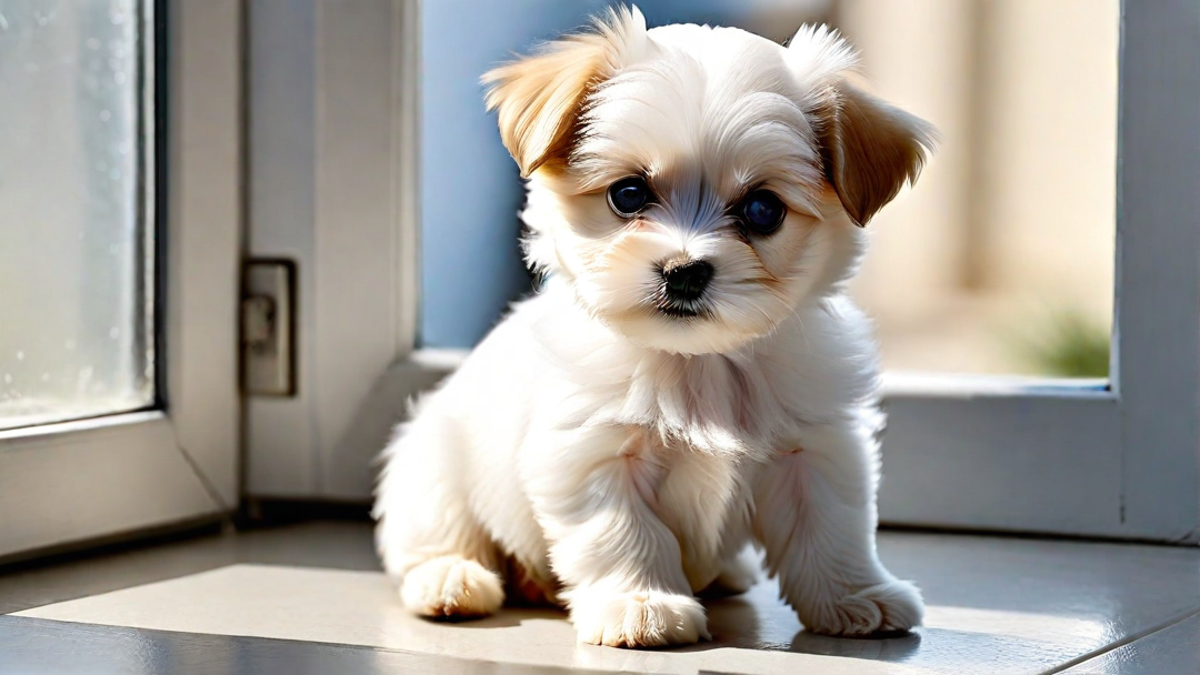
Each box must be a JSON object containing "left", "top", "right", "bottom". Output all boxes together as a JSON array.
[
  {"left": 843, "top": 1, "right": 1118, "bottom": 379},
  {"left": 0, "top": 0, "right": 241, "bottom": 561},
  {"left": 1, "top": 0, "right": 154, "bottom": 431},
  {"left": 243, "top": 0, "right": 1200, "bottom": 544}
]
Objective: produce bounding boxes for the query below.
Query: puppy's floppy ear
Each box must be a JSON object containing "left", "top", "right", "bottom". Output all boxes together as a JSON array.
[
  {"left": 482, "top": 6, "right": 646, "bottom": 177},
  {"left": 811, "top": 80, "right": 937, "bottom": 226}
]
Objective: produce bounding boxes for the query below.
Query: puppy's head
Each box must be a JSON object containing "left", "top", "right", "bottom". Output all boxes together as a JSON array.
[{"left": 484, "top": 6, "right": 936, "bottom": 355}]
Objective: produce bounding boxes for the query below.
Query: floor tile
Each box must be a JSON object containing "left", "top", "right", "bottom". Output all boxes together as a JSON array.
[
  {"left": 0, "top": 615, "right": 617, "bottom": 675},
  {"left": 24, "top": 565, "right": 913, "bottom": 675},
  {"left": 1060, "top": 611, "right": 1200, "bottom": 675},
  {"left": 0, "top": 521, "right": 378, "bottom": 614}
]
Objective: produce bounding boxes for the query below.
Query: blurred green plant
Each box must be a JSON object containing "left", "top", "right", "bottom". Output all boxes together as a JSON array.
[{"left": 1008, "top": 309, "right": 1110, "bottom": 378}]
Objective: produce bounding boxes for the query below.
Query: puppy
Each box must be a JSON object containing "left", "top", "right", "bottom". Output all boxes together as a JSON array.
[{"left": 375, "top": 6, "right": 935, "bottom": 648}]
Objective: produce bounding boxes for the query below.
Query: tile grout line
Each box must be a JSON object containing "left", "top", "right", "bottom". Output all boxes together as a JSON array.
[{"left": 1040, "top": 606, "right": 1200, "bottom": 674}]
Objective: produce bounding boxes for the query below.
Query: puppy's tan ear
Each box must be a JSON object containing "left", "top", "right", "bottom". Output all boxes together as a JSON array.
[
  {"left": 482, "top": 6, "right": 645, "bottom": 177},
  {"left": 812, "top": 81, "right": 937, "bottom": 226}
]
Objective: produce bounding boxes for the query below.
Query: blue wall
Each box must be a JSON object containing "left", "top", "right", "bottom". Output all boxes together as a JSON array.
[
  {"left": 420, "top": 0, "right": 605, "bottom": 348},
  {"left": 419, "top": 0, "right": 804, "bottom": 347}
]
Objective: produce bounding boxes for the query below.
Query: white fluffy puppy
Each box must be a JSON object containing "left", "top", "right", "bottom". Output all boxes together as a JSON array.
[{"left": 375, "top": 6, "right": 935, "bottom": 649}]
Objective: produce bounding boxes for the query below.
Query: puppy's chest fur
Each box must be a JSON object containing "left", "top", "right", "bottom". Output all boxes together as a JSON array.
[
  {"left": 541, "top": 340, "right": 809, "bottom": 589},
  {"left": 527, "top": 283, "right": 852, "bottom": 458},
  {"left": 511, "top": 291, "right": 867, "bottom": 588},
  {"left": 548, "top": 335, "right": 817, "bottom": 460}
]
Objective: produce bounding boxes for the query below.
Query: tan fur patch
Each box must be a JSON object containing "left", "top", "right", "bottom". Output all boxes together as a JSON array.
[
  {"left": 812, "top": 81, "right": 936, "bottom": 226},
  {"left": 503, "top": 554, "right": 562, "bottom": 607},
  {"left": 482, "top": 36, "right": 609, "bottom": 177},
  {"left": 482, "top": 9, "right": 642, "bottom": 177}
]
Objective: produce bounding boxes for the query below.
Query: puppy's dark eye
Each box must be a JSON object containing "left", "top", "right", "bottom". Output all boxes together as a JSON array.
[
  {"left": 739, "top": 190, "right": 787, "bottom": 235},
  {"left": 607, "top": 176, "right": 652, "bottom": 218}
]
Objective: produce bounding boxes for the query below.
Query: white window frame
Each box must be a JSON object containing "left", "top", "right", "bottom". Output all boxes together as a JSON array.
[
  {"left": 0, "top": 0, "right": 243, "bottom": 560},
  {"left": 876, "top": 0, "right": 1200, "bottom": 542},
  {"left": 242, "top": 0, "right": 417, "bottom": 500},
  {"left": 245, "top": 0, "right": 1200, "bottom": 544}
]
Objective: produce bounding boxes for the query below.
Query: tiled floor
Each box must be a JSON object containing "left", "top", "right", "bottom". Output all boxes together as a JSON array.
[
  {"left": 0, "top": 615, "right": 614, "bottom": 675},
  {"left": 2, "top": 521, "right": 1199, "bottom": 674}
]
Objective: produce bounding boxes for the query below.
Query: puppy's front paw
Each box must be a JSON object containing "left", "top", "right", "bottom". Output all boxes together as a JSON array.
[
  {"left": 571, "top": 589, "right": 711, "bottom": 648},
  {"left": 801, "top": 578, "right": 923, "bottom": 636},
  {"left": 400, "top": 555, "right": 504, "bottom": 619}
]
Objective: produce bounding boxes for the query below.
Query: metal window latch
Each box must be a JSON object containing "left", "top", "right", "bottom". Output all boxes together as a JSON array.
[{"left": 241, "top": 259, "right": 296, "bottom": 396}]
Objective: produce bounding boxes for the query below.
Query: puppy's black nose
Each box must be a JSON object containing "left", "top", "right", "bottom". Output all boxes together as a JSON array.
[{"left": 661, "top": 259, "right": 714, "bottom": 301}]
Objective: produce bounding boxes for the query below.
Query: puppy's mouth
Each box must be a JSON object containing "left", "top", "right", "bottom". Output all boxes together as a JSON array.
[{"left": 653, "top": 291, "right": 712, "bottom": 319}]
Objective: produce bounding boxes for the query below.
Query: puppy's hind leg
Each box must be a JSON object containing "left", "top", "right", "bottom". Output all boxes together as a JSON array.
[
  {"left": 374, "top": 408, "right": 504, "bottom": 619},
  {"left": 701, "top": 536, "right": 759, "bottom": 598}
]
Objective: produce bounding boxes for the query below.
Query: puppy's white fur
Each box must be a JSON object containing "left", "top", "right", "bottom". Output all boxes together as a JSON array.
[{"left": 375, "top": 7, "right": 935, "bottom": 648}]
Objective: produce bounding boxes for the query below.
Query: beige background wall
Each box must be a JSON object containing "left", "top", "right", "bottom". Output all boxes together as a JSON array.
[{"left": 839, "top": 0, "right": 1119, "bottom": 374}]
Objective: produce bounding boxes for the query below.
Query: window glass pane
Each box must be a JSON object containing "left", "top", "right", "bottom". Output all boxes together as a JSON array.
[
  {"left": 836, "top": 0, "right": 1117, "bottom": 378},
  {"left": 0, "top": 0, "right": 153, "bottom": 430}
]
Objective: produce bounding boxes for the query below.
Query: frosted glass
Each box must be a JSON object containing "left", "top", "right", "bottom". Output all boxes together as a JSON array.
[{"left": 0, "top": 0, "right": 153, "bottom": 430}]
